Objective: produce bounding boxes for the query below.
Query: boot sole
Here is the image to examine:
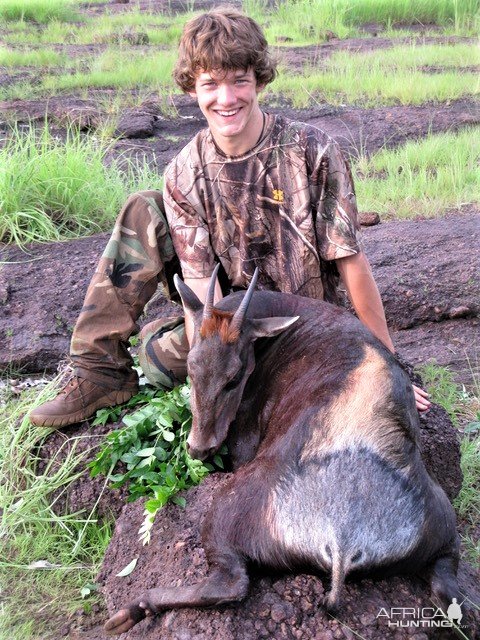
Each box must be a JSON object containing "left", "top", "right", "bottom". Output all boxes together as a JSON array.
[{"left": 29, "top": 389, "right": 137, "bottom": 429}]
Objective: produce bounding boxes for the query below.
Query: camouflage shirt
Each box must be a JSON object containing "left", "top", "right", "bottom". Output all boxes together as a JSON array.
[{"left": 164, "top": 113, "right": 361, "bottom": 303}]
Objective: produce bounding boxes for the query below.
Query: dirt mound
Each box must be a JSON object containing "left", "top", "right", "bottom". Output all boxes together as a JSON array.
[
  {"left": 97, "top": 475, "right": 479, "bottom": 640},
  {"left": 35, "top": 416, "right": 130, "bottom": 520}
]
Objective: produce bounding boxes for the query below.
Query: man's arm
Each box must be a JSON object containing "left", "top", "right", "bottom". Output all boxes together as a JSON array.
[
  {"left": 336, "top": 252, "right": 394, "bottom": 353},
  {"left": 183, "top": 276, "right": 223, "bottom": 346},
  {"left": 336, "top": 252, "right": 430, "bottom": 412}
]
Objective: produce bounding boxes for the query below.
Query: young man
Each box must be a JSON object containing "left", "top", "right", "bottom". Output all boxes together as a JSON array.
[{"left": 29, "top": 8, "right": 429, "bottom": 428}]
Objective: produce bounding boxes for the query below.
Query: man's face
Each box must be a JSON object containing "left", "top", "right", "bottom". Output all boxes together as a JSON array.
[{"left": 189, "top": 68, "right": 264, "bottom": 155}]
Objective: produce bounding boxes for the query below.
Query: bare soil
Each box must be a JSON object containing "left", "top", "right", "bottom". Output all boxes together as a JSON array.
[{"left": 1, "top": 5, "right": 479, "bottom": 638}]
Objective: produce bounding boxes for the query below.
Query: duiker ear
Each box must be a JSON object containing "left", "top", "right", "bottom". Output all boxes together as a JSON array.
[
  {"left": 250, "top": 316, "right": 299, "bottom": 339},
  {"left": 173, "top": 274, "right": 203, "bottom": 314}
]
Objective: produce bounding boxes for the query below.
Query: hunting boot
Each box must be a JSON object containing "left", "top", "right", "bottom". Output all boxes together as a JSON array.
[
  {"left": 28, "top": 374, "right": 138, "bottom": 428},
  {"left": 28, "top": 191, "right": 177, "bottom": 429}
]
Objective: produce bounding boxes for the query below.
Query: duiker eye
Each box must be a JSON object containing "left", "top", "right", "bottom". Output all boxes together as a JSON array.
[{"left": 224, "top": 372, "right": 243, "bottom": 392}]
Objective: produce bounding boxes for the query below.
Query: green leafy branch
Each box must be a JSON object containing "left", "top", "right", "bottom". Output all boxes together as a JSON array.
[{"left": 89, "top": 383, "right": 225, "bottom": 544}]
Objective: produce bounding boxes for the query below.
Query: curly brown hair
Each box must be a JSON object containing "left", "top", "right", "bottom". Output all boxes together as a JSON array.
[{"left": 173, "top": 7, "right": 277, "bottom": 92}]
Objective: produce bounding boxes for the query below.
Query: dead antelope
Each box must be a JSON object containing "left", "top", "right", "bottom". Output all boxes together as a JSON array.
[{"left": 105, "top": 265, "right": 460, "bottom": 636}]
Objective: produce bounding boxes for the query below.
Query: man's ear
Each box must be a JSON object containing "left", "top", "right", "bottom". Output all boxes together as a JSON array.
[
  {"left": 250, "top": 316, "right": 299, "bottom": 339},
  {"left": 188, "top": 90, "right": 197, "bottom": 99}
]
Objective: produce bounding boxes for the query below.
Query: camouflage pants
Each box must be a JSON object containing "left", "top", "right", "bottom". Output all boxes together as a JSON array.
[{"left": 71, "top": 190, "right": 189, "bottom": 390}]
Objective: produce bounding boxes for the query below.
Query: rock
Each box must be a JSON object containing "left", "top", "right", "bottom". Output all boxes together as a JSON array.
[
  {"left": 270, "top": 603, "right": 287, "bottom": 622},
  {"left": 114, "top": 112, "right": 156, "bottom": 139},
  {"left": 97, "top": 29, "right": 149, "bottom": 45},
  {"left": 325, "top": 30, "right": 338, "bottom": 41},
  {"left": 59, "top": 107, "right": 101, "bottom": 131},
  {"left": 0, "top": 233, "right": 178, "bottom": 374},
  {"left": 359, "top": 212, "right": 380, "bottom": 226},
  {"left": 0, "top": 281, "right": 10, "bottom": 305},
  {"left": 448, "top": 305, "right": 473, "bottom": 319},
  {"left": 362, "top": 212, "right": 480, "bottom": 330}
]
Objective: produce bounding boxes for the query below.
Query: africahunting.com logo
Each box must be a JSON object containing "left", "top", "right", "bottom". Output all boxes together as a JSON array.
[{"left": 376, "top": 598, "right": 466, "bottom": 629}]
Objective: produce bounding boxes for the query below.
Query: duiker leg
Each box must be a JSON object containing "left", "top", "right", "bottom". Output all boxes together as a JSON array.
[
  {"left": 429, "top": 553, "right": 461, "bottom": 608},
  {"left": 104, "top": 497, "right": 250, "bottom": 636}
]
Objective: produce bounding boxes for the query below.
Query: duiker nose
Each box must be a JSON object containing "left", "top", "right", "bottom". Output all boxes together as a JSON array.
[{"left": 187, "top": 441, "right": 216, "bottom": 461}]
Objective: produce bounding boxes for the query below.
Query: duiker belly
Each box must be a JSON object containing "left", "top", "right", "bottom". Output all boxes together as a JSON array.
[{"left": 268, "top": 447, "right": 425, "bottom": 573}]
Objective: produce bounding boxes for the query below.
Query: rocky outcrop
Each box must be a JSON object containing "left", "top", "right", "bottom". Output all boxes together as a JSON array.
[{"left": 1, "top": 212, "right": 478, "bottom": 379}]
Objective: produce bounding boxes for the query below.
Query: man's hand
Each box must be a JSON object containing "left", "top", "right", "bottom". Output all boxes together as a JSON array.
[{"left": 413, "top": 384, "right": 431, "bottom": 413}]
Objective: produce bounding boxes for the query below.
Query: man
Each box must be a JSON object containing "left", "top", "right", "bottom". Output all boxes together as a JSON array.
[{"left": 29, "top": 8, "right": 429, "bottom": 428}]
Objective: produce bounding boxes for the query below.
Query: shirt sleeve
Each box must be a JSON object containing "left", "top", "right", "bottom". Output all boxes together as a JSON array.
[
  {"left": 311, "top": 137, "right": 362, "bottom": 261},
  {"left": 163, "top": 160, "right": 216, "bottom": 280}
]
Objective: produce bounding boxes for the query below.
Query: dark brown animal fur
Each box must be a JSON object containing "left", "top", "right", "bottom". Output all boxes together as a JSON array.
[{"left": 104, "top": 282, "right": 461, "bottom": 637}]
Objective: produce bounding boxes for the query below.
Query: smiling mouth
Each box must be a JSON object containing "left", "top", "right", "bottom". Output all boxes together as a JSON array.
[{"left": 215, "top": 109, "right": 240, "bottom": 117}]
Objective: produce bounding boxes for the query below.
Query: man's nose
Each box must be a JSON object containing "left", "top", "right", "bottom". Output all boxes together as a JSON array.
[{"left": 217, "top": 83, "right": 236, "bottom": 106}]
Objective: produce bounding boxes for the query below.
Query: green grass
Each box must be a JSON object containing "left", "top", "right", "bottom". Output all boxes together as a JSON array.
[
  {"left": 0, "top": 384, "right": 113, "bottom": 639},
  {"left": 3, "top": 11, "right": 189, "bottom": 45},
  {"left": 419, "top": 362, "right": 480, "bottom": 566},
  {"left": 0, "top": 46, "right": 66, "bottom": 67},
  {"left": 0, "top": 49, "right": 178, "bottom": 100},
  {"left": 268, "top": 43, "right": 480, "bottom": 107},
  {"left": 41, "top": 49, "right": 177, "bottom": 92},
  {"left": 244, "top": 0, "right": 480, "bottom": 42},
  {"left": 4, "top": 20, "right": 83, "bottom": 45},
  {"left": 0, "top": 0, "right": 80, "bottom": 23},
  {"left": 341, "top": 0, "right": 480, "bottom": 30},
  {"left": 353, "top": 127, "right": 480, "bottom": 219},
  {"left": 331, "top": 43, "right": 480, "bottom": 69},
  {"left": 0, "top": 125, "right": 164, "bottom": 245}
]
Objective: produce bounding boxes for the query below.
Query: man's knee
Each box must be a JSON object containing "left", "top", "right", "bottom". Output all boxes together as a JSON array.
[
  {"left": 124, "top": 190, "right": 165, "bottom": 216},
  {"left": 138, "top": 318, "right": 188, "bottom": 388}
]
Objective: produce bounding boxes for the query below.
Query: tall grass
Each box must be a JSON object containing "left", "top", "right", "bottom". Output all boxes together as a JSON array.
[
  {"left": 0, "top": 125, "right": 163, "bottom": 245},
  {"left": 0, "top": 384, "right": 113, "bottom": 639},
  {"left": 332, "top": 43, "right": 480, "bottom": 69},
  {"left": 353, "top": 127, "right": 480, "bottom": 219},
  {"left": 0, "top": 0, "right": 79, "bottom": 23},
  {"left": 271, "top": 67, "right": 478, "bottom": 107},
  {"left": 244, "top": 0, "right": 480, "bottom": 40},
  {"left": 3, "top": 11, "right": 189, "bottom": 46},
  {"left": 269, "top": 43, "right": 480, "bottom": 107},
  {"left": 41, "top": 49, "right": 177, "bottom": 92},
  {"left": 342, "top": 0, "right": 480, "bottom": 30}
]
